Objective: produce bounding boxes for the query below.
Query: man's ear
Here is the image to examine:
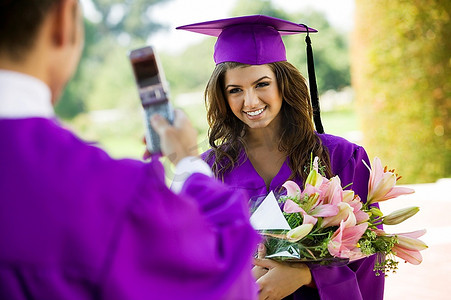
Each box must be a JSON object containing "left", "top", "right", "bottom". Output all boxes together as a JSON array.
[{"left": 50, "top": 0, "right": 78, "bottom": 47}]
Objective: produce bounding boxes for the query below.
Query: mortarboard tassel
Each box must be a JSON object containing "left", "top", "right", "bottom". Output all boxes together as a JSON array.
[{"left": 302, "top": 25, "right": 324, "bottom": 134}]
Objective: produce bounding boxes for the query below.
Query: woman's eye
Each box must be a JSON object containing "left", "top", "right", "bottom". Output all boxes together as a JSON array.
[
  {"left": 256, "top": 82, "right": 270, "bottom": 88},
  {"left": 228, "top": 88, "right": 241, "bottom": 94}
]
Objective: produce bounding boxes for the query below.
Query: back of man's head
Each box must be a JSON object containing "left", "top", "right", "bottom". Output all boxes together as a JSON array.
[{"left": 0, "top": 0, "right": 61, "bottom": 60}]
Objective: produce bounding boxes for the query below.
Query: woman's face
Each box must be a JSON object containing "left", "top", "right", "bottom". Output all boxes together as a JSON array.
[{"left": 224, "top": 64, "right": 283, "bottom": 130}]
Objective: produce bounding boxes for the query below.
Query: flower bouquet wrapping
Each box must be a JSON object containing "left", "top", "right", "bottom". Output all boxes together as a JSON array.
[{"left": 249, "top": 157, "right": 428, "bottom": 275}]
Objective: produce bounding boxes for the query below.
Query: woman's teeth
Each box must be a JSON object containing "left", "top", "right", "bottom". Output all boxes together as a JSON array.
[{"left": 246, "top": 108, "right": 264, "bottom": 116}]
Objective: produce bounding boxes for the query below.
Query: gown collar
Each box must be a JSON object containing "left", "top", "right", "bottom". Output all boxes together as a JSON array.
[{"left": 0, "top": 70, "right": 54, "bottom": 119}]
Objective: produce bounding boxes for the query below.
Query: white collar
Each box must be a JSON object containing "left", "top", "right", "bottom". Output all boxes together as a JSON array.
[{"left": 0, "top": 70, "right": 54, "bottom": 119}]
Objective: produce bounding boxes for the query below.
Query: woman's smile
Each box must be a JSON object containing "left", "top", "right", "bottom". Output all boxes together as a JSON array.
[
  {"left": 224, "top": 65, "right": 283, "bottom": 129},
  {"left": 244, "top": 106, "right": 266, "bottom": 117}
]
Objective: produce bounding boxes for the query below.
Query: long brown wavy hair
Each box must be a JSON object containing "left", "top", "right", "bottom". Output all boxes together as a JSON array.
[{"left": 204, "top": 61, "right": 332, "bottom": 183}]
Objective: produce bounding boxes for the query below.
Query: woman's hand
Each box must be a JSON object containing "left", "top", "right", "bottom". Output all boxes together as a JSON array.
[
  {"left": 252, "top": 243, "right": 269, "bottom": 280},
  {"left": 253, "top": 248, "right": 313, "bottom": 300}
]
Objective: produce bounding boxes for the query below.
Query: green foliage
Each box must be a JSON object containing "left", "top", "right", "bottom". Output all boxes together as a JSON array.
[
  {"left": 56, "top": 0, "right": 171, "bottom": 119},
  {"left": 321, "top": 109, "right": 358, "bottom": 136},
  {"left": 65, "top": 43, "right": 147, "bottom": 158},
  {"left": 83, "top": 46, "right": 137, "bottom": 111},
  {"left": 283, "top": 11, "right": 351, "bottom": 92},
  {"left": 54, "top": 0, "right": 172, "bottom": 158},
  {"left": 162, "top": 0, "right": 351, "bottom": 97},
  {"left": 55, "top": 19, "right": 99, "bottom": 118},
  {"left": 57, "top": 0, "right": 356, "bottom": 159},
  {"left": 353, "top": 0, "right": 451, "bottom": 183},
  {"left": 90, "top": 0, "right": 170, "bottom": 37},
  {"left": 230, "top": 0, "right": 288, "bottom": 18},
  {"left": 160, "top": 39, "right": 216, "bottom": 95}
]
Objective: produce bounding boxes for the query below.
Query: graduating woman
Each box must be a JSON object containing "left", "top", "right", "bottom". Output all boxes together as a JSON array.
[{"left": 178, "top": 15, "right": 384, "bottom": 300}]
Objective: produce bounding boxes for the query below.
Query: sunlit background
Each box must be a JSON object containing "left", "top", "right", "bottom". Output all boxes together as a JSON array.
[
  {"left": 59, "top": 1, "right": 450, "bottom": 298},
  {"left": 67, "top": 0, "right": 362, "bottom": 159}
]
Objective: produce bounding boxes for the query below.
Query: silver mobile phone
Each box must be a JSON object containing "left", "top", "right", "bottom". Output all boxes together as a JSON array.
[{"left": 129, "top": 46, "right": 174, "bottom": 154}]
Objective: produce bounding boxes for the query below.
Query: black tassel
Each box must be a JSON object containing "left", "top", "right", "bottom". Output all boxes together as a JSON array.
[{"left": 302, "top": 26, "right": 324, "bottom": 134}]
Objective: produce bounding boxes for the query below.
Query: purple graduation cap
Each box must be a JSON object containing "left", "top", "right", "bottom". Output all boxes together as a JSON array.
[{"left": 176, "top": 15, "right": 324, "bottom": 133}]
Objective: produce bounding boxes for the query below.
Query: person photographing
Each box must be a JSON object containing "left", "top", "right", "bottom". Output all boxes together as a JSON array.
[{"left": 0, "top": 1, "right": 259, "bottom": 299}]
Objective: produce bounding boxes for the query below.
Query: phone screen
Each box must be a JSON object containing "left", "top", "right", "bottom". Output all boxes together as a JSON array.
[
  {"left": 129, "top": 46, "right": 174, "bottom": 154},
  {"left": 133, "top": 54, "right": 160, "bottom": 88},
  {"left": 129, "top": 47, "right": 168, "bottom": 106}
]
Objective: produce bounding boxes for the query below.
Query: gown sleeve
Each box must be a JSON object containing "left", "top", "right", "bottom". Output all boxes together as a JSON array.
[
  {"left": 308, "top": 146, "right": 385, "bottom": 300},
  {"left": 100, "top": 160, "right": 260, "bottom": 300}
]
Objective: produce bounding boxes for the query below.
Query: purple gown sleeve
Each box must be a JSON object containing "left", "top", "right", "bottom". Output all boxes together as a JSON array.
[
  {"left": 101, "top": 161, "right": 259, "bottom": 300},
  {"left": 309, "top": 146, "right": 385, "bottom": 300},
  {"left": 0, "top": 119, "right": 259, "bottom": 300}
]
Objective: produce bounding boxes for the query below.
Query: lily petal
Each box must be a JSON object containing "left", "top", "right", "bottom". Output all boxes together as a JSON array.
[
  {"left": 396, "top": 229, "right": 427, "bottom": 239},
  {"left": 392, "top": 245, "right": 423, "bottom": 265},
  {"left": 312, "top": 156, "right": 319, "bottom": 172},
  {"left": 328, "top": 221, "right": 367, "bottom": 258},
  {"left": 306, "top": 166, "right": 324, "bottom": 188},
  {"left": 302, "top": 213, "right": 318, "bottom": 226},
  {"left": 283, "top": 199, "right": 303, "bottom": 213},
  {"left": 322, "top": 176, "right": 343, "bottom": 205},
  {"left": 287, "top": 223, "right": 314, "bottom": 242},
  {"left": 381, "top": 186, "right": 415, "bottom": 201},
  {"left": 397, "top": 235, "right": 428, "bottom": 251},
  {"left": 369, "top": 172, "right": 397, "bottom": 204},
  {"left": 342, "top": 190, "right": 355, "bottom": 203},
  {"left": 343, "top": 210, "right": 357, "bottom": 228},
  {"left": 383, "top": 206, "right": 419, "bottom": 225},
  {"left": 355, "top": 210, "right": 370, "bottom": 224},
  {"left": 310, "top": 204, "right": 339, "bottom": 217},
  {"left": 368, "top": 157, "right": 384, "bottom": 193},
  {"left": 321, "top": 202, "right": 353, "bottom": 228},
  {"left": 282, "top": 181, "right": 302, "bottom": 198}
]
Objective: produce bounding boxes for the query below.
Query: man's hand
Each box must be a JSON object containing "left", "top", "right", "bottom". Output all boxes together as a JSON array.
[{"left": 150, "top": 109, "right": 199, "bottom": 165}]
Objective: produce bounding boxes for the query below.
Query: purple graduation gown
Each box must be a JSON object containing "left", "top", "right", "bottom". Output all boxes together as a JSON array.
[
  {"left": 203, "top": 133, "right": 385, "bottom": 300},
  {"left": 0, "top": 117, "right": 260, "bottom": 300}
]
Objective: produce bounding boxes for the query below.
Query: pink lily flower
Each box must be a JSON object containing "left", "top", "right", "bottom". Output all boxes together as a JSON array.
[
  {"left": 282, "top": 182, "right": 338, "bottom": 218},
  {"left": 301, "top": 183, "right": 322, "bottom": 199},
  {"left": 302, "top": 213, "right": 318, "bottom": 226},
  {"left": 391, "top": 230, "right": 428, "bottom": 265},
  {"left": 396, "top": 229, "right": 427, "bottom": 239},
  {"left": 320, "top": 176, "right": 343, "bottom": 206},
  {"left": 305, "top": 157, "right": 326, "bottom": 188},
  {"left": 372, "top": 229, "right": 427, "bottom": 265},
  {"left": 383, "top": 206, "right": 420, "bottom": 225},
  {"left": 366, "top": 157, "right": 415, "bottom": 204},
  {"left": 283, "top": 195, "right": 338, "bottom": 218},
  {"left": 283, "top": 199, "right": 326, "bottom": 227},
  {"left": 309, "top": 203, "right": 338, "bottom": 218},
  {"left": 328, "top": 218, "right": 368, "bottom": 259},
  {"left": 342, "top": 191, "right": 369, "bottom": 224},
  {"left": 282, "top": 180, "right": 302, "bottom": 198},
  {"left": 321, "top": 202, "right": 354, "bottom": 228},
  {"left": 287, "top": 223, "right": 314, "bottom": 242},
  {"left": 391, "top": 246, "right": 423, "bottom": 265},
  {"left": 283, "top": 199, "right": 304, "bottom": 213}
]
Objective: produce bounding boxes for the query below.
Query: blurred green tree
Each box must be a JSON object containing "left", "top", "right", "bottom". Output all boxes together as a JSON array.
[
  {"left": 228, "top": 0, "right": 351, "bottom": 92},
  {"left": 55, "top": 0, "right": 171, "bottom": 119},
  {"left": 161, "top": 0, "right": 351, "bottom": 98},
  {"left": 352, "top": 0, "right": 450, "bottom": 183}
]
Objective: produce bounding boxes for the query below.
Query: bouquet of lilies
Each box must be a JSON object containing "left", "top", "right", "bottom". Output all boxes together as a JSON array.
[{"left": 250, "top": 157, "right": 428, "bottom": 275}]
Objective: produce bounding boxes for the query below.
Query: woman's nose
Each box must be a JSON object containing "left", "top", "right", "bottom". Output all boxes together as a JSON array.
[{"left": 243, "top": 90, "right": 259, "bottom": 108}]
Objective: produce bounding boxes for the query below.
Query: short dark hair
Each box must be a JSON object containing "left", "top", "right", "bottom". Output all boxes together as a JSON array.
[{"left": 0, "top": 0, "right": 61, "bottom": 60}]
